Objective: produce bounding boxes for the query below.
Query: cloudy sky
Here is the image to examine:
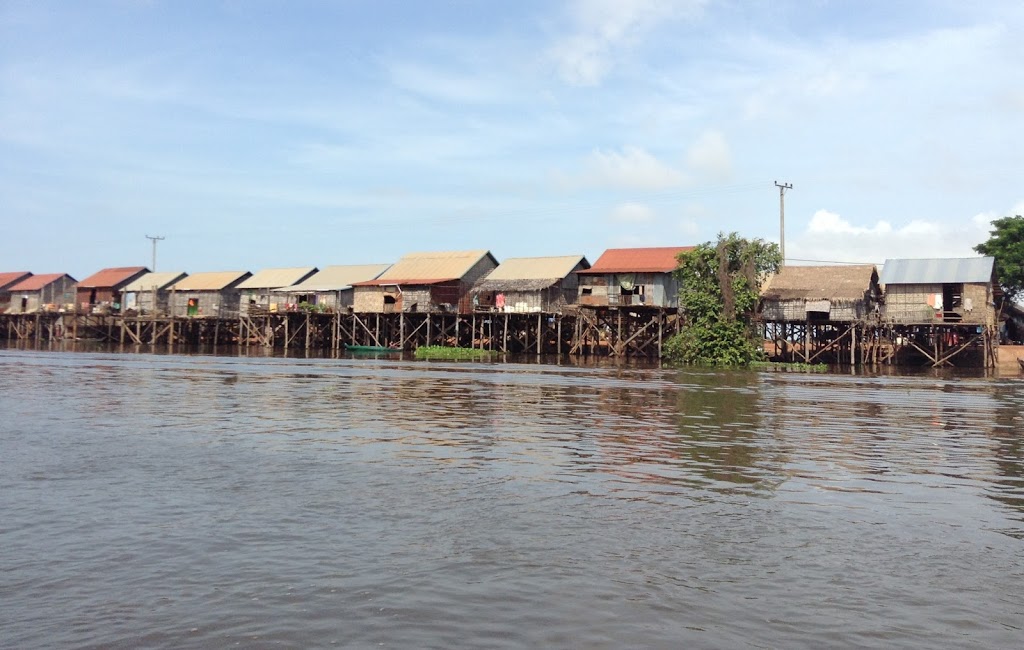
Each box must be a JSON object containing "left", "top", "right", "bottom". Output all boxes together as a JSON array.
[{"left": 2, "top": 0, "right": 1021, "bottom": 278}]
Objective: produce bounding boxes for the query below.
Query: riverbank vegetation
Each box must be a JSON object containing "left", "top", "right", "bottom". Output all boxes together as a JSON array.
[
  {"left": 414, "top": 346, "right": 496, "bottom": 360},
  {"left": 664, "top": 232, "right": 781, "bottom": 366}
]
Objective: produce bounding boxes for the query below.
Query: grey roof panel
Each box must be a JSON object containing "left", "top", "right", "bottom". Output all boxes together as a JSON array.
[{"left": 879, "top": 257, "right": 994, "bottom": 285}]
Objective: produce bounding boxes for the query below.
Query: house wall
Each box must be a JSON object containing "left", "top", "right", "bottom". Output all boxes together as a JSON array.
[
  {"left": 126, "top": 290, "right": 171, "bottom": 314},
  {"left": 578, "top": 273, "right": 678, "bottom": 308},
  {"left": 883, "top": 282, "right": 993, "bottom": 325},
  {"left": 760, "top": 299, "right": 869, "bottom": 323},
  {"left": 6, "top": 278, "right": 77, "bottom": 313},
  {"left": 171, "top": 290, "right": 242, "bottom": 318}
]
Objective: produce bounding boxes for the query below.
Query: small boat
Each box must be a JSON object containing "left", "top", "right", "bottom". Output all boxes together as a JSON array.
[
  {"left": 344, "top": 344, "right": 400, "bottom": 353},
  {"left": 1018, "top": 357, "right": 1024, "bottom": 372}
]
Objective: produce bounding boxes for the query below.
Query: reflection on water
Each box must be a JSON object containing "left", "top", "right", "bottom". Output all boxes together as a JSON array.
[{"left": 1, "top": 347, "right": 1023, "bottom": 649}]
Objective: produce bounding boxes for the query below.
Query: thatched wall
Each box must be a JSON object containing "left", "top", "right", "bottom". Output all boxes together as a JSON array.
[{"left": 883, "top": 282, "right": 993, "bottom": 325}]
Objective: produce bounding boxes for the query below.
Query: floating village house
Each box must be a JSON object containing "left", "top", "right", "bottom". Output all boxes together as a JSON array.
[
  {"left": 759, "top": 265, "right": 881, "bottom": 323},
  {"left": 879, "top": 257, "right": 998, "bottom": 325},
  {"left": 353, "top": 250, "right": 498, "bottom": 314},
  {"left": 4, "top": 274, "right": 78, "bottom": 313},
  {"left": 576, "top": 247, "right": 692, "bottom": 308},
  {"left": 75, "top": 266, "right": 149, "bottom": 312},
  {"left": 272, "top": 264, "right": 391, "bottom": 312},
  {"left": 169, "top": 271, "right": 252, "bottom": 318},
  {"left": 471, "top": 255, "right": 590, "bottom": 313},
  {"left": 0, "top": 272, "right": 32, "bottom": 313},
  {"left": 122, "top": 271, "right": 188, "bottom": 315},
  {"left": 237, "top": 267, "right": 318, "bottom": 315}
]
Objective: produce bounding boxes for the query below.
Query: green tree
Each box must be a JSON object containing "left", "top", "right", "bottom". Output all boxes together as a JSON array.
[
  {"left": 974, "top": 215, "right": 1024, "bottom": 303},
  {"left": 664, "top": 232, "right": 781, "bottom": 365}
]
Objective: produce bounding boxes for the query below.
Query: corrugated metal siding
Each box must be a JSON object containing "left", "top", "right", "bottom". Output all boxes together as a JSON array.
[
  {"left": 483, "top": 256, "right": 588, "bottom": 282},
  {"left": 124, "top": 272, "right": 188, "bottom": 293},
  {"left": 237, "top": 267, "right": 318, "bottom": 290},
  {"left": 172, "top": 271, "right": 251, "bottom": 291},
  {"left": 274, "top": 264, "right": 390, "bottom": 292},
  {"left": 880, "top": 257, "right": 994, "bottom": 285}
]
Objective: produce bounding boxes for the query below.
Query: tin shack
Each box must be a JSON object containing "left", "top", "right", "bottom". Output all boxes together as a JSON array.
[
  {"left": 353, "top": 250, "right": 498, "bottom": 314},
  {"left": 272, "top": 264, "right": 391, "bottom": 311},
  {"left": 471, "top": 255, "right": 590, "bottom": 313},
  {"left": 76, "top": 267, "right": 149, "bottom": 313},
  {"left": 169, "top": 271, "right": 252, "bottom": 318},
  {"left": 880, "top": 257, "right": 998, "bottom": 325},
  {"left": 123, "top": 271, "right": 188, "bottom": 315},
  {"left": 576, "top": 247, "right": 692, "bottom": 308},
  {"left": 5, "top": 274, "right": 78, "bottom": 313},
  {"left": 237, "top": 267, "right": 318, "bottom": 315}
]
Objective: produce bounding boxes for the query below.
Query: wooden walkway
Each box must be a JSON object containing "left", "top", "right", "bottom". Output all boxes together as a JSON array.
[{"left": 0, "top": 307, "right": 682, "bottom": 359}]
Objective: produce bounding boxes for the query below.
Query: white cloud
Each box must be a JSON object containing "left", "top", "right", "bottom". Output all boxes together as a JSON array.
[
  {"left": 609, "top": 202, "right": 654, "bottom": 223},
  {"left": 685, "top": 130, "right": 732, "bottom": 182},
  {"left": 547, "top": 0, "right": 706, "bottom": 86},
  {"left": 788, "top": 209, "right": 992, "bottom": 264},
  {"left": 576, "top": 145, "right": 687, "bottom": 190}
]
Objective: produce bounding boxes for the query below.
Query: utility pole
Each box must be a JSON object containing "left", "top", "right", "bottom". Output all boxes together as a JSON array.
[
  {"left": 774, "top": 181, "right": 792, "bottom": 267},
  {"left": 145, "top": 235, "right": 165, "bottom": 271}
]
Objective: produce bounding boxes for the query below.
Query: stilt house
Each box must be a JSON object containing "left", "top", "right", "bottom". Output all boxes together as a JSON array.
[
  {"left": 237, "top": 267, "right": 318, "bottom": 315},
  {"left": 123, "top": 271, "right": 188, "bottom": 315},
  {"left": 879, "top": 257, "right": 998, "bottom": 325},
  {"left": 576, "top": 247, "right": 692, "bottom": 308},
  {"left": 272, "top": 264, "right": 391, "bottom": 311},
  {"left": 760, "top": 265, "right": 880, "bottom": 323},
  {"left": 471, "top": 255, "right": 590, "bottom": 313},
  {"left": 353, "top": 250, "right": 498, "bottom": 314},
  {"left": 169, "top": 271, "right": 252, "bottom": 318},
  {"left": 76, "top": 266, "right": 149, "bottom": 313},
  {"left": 5, "top": 274, "right": 77, "bottom": 313},
  {"left": 0, "top": 272, "right": 32, "bottom": 313}
]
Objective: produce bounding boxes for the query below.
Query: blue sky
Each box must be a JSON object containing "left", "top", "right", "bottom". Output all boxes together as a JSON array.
[{"left": 2, "top": 0, "right": 1022, "bottom": 279}]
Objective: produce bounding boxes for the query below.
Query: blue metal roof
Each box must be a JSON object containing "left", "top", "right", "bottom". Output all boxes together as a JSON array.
[{"left": 879, "top": 257, "right": 994, "bottom": 285}]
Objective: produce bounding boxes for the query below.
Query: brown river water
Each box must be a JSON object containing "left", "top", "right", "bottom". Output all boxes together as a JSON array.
[{"left": 1, "top": 345, "right": 1023, "bottom": 649}]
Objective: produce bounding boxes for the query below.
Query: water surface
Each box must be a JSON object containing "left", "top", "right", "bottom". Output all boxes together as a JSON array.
[{"left": 1, "top": 348, "right": 1022, "bottom": 648}]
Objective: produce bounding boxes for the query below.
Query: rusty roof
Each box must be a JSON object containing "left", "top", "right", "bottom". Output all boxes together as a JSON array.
[
  {"left": 0, "top": 272, "right": 32, "bottom": 291},
  {"left": 356, "top": 250, "right": 496, "bottom": 286},
  {"left": 577, "top": 247, "right": 693, "bottom": 274},
  {"left": 761, "top": 265, "right": 878, "bottom": 302},
  {"left": 7, "top": 273, "right": 76, "bottom": 292},
  {"left": 77, "top": 266, "right": 149, "bottom": 289},
  {"left": 172, "top": 271, "right": 252, "bottom": 291}
]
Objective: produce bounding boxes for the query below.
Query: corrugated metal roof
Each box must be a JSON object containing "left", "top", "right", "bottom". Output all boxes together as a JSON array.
[
  {"left": 761, "top": 265, "right": 878, "bottom": 301},
  {"left": 77, "top": 267, "right": 149, "bottom": 289},
  {"left": 481, "top": 255, "right": 589, "bottom": 281},
  {"left": 123, "top": 271, "right": 188, "bottom": 293},
  {"left": 172, "top": 271, "right": 252, "bottom": 291},
  {"left": 577, "top": 247, "right": 693, "bottom": 274},
  {"left": 272, "top": 264, "right": 391, "bottom": 293},
  {"left": 0, "top": 272, "right": 33, "bottom": 290},
  {"left": 358, "top": 250, "right": 495, "bottom": 286},
  {"left": 879, "top": 257, "right": 994, "bottom": 285},
  {"left": 8, "top": 273, "right": 76, "bottom": 292},
  {"left": 236, "top": 267, "right": 318, "bottom": 290}
]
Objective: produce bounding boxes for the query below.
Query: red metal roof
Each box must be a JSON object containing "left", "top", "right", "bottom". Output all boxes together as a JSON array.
[
  {"left": 77, "top": 266, "right": 149, "bottom": 289},
  {"left": 578, "top": 247, "right": 693, "bottom": 274},
  {"left": 8, "top": 273, "right": 74, "bottom": 291},
  {"left": 0, "top": 272, "right": 32, "bottom": 290}
]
